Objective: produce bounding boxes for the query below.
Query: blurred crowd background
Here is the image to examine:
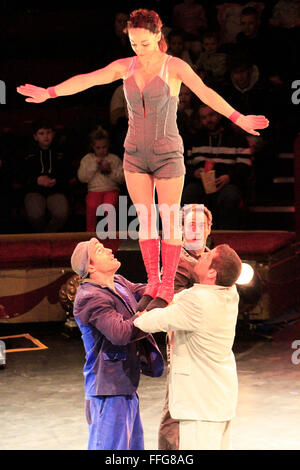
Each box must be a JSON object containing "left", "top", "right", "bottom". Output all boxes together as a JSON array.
[{"left": 0, "top": 0, "right": 299, "bottom": 234}]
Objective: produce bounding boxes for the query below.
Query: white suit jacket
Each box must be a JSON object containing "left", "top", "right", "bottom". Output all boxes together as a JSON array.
[{"left": 134, "top": 284, "right": 239, "bottom": 421}]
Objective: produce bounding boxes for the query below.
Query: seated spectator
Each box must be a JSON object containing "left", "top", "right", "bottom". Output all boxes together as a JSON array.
[
  {"left": 177, "top": 84, "right": 198, "bottom": 148},
  {"left": 285, "top": 4, "right": 300, "bottom": 76},
  {"left": 77, "top": 126, "right": 124, "bottom": 232},
  {"left": 23, "top": 119, "right": 71, "bottom": 233},
  {"left": 235, "top": 6, "right": 275, "bottom": 80},
  {"left": 0, "top": 134, "right": 13, "bottom": 233},
  {"left": 216, "top": 2, "right": 265, "bottom": 45},
  {"left": 265, "top": 2, "right": 300, "bottom": 86},
  {"left": 195, "top": 31, "right": 228, "bottom": 86},
  {"left": 269, "top": 0, "right": 300, "bottom": 28},
  {"left": 167, "top": 29, "right": 194, "bottom": 66},
  {"left": 181, "top": 105, "right": 252, "bottom": 229},
  {"left": 109, "top": 84, "right": 128, "bottom": 156},
  {"left": 172, "top": 0, "right": 208, "bottom": 38},
  {"left": 218, "top": 53, "right": 271, "bottom": 119},
  {"left": 0, "top": 80, "right": 5, "bottom": 104},
  {"left": 109, "top": 84, "right": 128, "bottom": 127},
  {"left": 98, "top": 10, "right": 132, "bottom": 67}
]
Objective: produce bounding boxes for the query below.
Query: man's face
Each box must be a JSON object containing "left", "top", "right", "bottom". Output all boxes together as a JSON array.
[
  {"left": 114, "top": 12, "right": 129, "bottom": 37},
  {"left": 202, "top": 36, "right": 218, "bottom": 54},
  {"left": 198, "top": 106, "right": 222, "bottom": 132},
  {"left": 34, "top": 128, "right": 55, "bottom": 149},
  {"left": 193, "top": 248, "right": 216, "bottom": 283},
  {"left": 89, "top": 241, "right": 120, "bottom": 275},
  {"left": 178, "top": 84, "right": 192, "bottom": 111},
  {"left": 240, "top": 14, "right": 259, "bottom": 38},
  {"left": 169, "top": 35, "right": 184, "bottom": 56},
  {"left": 232, "top": 66, "right": 251, "bottom": 89},
  {"left": 184, "top": 210, "right": 212, "bottom": 251}
]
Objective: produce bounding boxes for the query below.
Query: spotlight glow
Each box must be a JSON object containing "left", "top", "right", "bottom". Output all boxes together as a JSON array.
[{"left": 236, "top": 263, "right": 254, "bottom": 285}]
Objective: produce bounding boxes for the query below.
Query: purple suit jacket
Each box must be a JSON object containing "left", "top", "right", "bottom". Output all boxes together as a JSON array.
[{"left": 73, "top": 274, "right": 164, "bottom": 396}]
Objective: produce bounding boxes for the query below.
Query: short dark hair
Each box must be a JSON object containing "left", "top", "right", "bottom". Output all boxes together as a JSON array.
[
  {"left": 210, "top": 244, "right": 242, "bottom": 287},
  {"left": 32, "top": 118, "right": 54, "bottom": 134},
  {"left": 168, "top": 29, "right": 186, "bottom": 41},
  {"left": 202, "top": 30, "right": 220, "bottom": 42},
  {"left": 241, "top": 6, "right": 258, "bottom": 17},
  {"left": 229, "top": 52, "right": 253, "bottom": 72}
]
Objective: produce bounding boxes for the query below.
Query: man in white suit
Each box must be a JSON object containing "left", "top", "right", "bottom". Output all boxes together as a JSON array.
[{"left": 134, "top": 243, "right": 242, "bottom": 450}]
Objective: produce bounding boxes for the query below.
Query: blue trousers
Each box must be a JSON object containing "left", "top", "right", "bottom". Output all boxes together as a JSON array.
[{"left": 85, "top": 393, "right": 144, "bottom": 450}]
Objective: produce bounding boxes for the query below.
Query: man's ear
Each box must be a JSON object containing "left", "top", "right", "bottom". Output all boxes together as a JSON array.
[
  {"left": 207, "top": 267, "right": 217, "bottom": 282},
  {"left": 88, "top": 263, "right": 95, "bottom": 275}
]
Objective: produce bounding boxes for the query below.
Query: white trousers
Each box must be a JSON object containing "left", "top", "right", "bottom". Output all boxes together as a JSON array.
[{"left": 179, "top": 419, "right": 232, "bottom": 450}]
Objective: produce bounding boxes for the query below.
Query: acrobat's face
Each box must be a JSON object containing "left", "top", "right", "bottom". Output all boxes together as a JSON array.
[{"left": 128, "top": 28, "right": 161, "bottom": 57}]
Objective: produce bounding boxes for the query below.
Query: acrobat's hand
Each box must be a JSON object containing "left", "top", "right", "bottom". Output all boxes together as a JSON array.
[
  {"left": 235, "top": 114, "right": 269, "bottom": 136},
  {"left": 16, "top": 84, "right": 49, "bottom": 103}
]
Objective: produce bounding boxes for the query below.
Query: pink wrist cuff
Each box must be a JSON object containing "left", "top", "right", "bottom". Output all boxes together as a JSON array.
[
  {"left": 229, "top": 111, "right": 241, "bottom": 123},
  {"left": 47, "top": 86, "right": 57, "bottom": 98}
]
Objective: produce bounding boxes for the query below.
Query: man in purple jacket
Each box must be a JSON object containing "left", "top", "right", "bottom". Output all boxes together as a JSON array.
[{"left": 71, "top": 237, "right": 164, "bottom": 450}]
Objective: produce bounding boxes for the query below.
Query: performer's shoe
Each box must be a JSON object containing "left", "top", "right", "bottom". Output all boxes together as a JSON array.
[
  {"left": 146, "top": 241, "right": 181, "bottom": 311},
  {"left": 136, "top": 238, "right": 161, "bottom": 312}
]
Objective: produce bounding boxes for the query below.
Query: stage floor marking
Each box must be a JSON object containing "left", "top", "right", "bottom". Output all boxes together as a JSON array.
[{"left": 0, "top": 334, "right": 48, "bottom": 353}]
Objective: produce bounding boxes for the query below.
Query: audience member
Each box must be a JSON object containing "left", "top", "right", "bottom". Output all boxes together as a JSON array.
[
  {"left": 77, "top": 126, "right": 124, "bottom": 232},
  {"left": 177, "top": 84, "right": 198, "bottom": 149},
  {"left": 109, "top": 84, "right": 128, "bottom": 156},
  {"left": 23, "top": 119, "right": 70, "bottom": 233},
  {"left": 109, "top": 84, "right": 128, "bottom": 127},
  {"left": 172, "top": 0, "right": 207, "bottom": 38},
  {"left": 235, "top": 7, "right": 265, "bottom": 71},
  {"left": 0, "top": 135, "right": 13, "bottom": 233},
  {"left": 216, "top": 2, "right": 265, "bottom": 45},
  {"left": 182, "top": 105, "right": 252, "bottom": 229},
  {"left": 218, "top": 53, "right": 271, "bottom": 119},
  {"left": 167, "top": 29, "right": 194, "bottom": 66},
  {"left": 269, "top": 0, "right": 300, "bottom": 28},
  {"left": 99, "top": 10, "right": 132, "bottom": 66},
  {"left": 195, "top": 31, "right": 228, "bottom": 86}
]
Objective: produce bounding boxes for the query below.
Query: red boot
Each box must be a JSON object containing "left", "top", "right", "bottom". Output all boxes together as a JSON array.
[
  {"left": 137, "top": 238, "right": 161, "bottom": 312},
  {"left": 146, "top": 241, "right": 182, "bottom": 311}
]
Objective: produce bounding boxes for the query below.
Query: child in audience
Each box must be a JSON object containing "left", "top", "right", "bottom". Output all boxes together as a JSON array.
[{"left": 77, "top": 127, "right": 124, "bottom": 232}]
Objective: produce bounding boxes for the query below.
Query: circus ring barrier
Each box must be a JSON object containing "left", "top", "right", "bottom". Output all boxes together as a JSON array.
[{"left": 0, "top": 231, "right": 298, "bottom": 325}]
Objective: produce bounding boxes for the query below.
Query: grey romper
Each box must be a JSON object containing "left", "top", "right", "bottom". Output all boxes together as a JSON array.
[{"left": 123, "top": 55, "right": 186, "bottom": 178}]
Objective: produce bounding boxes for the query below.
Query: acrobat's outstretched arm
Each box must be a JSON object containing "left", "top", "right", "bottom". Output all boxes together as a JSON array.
[
  {"left": 17, "top": 58, "right": 129, "bottom": 103},
  {"left": 173, "top": 57, "right": 269, "bottom": 136}
]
